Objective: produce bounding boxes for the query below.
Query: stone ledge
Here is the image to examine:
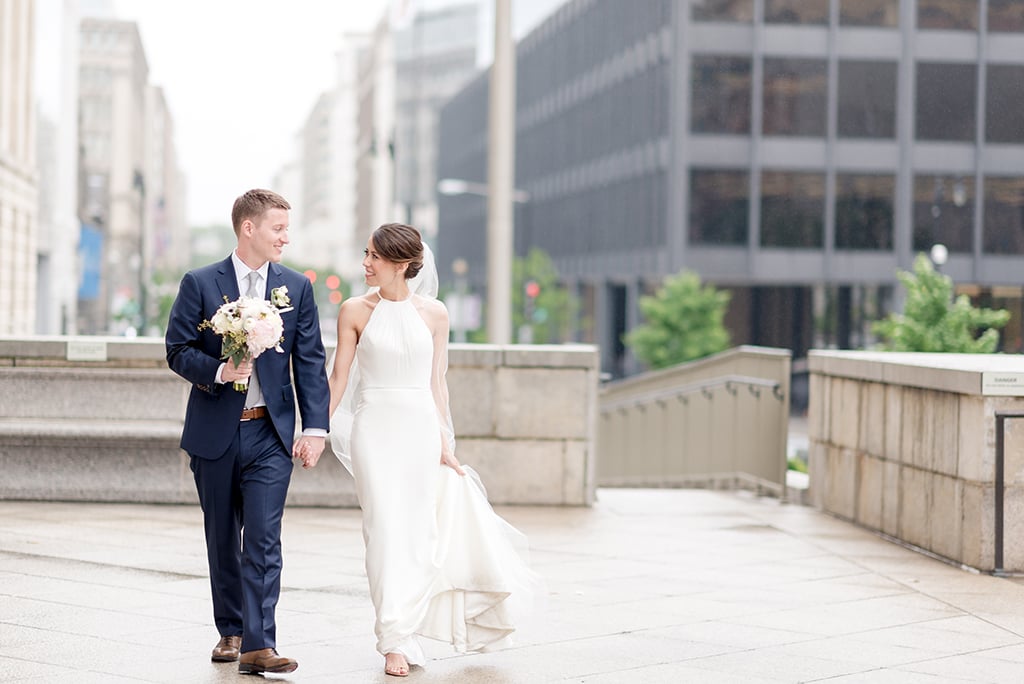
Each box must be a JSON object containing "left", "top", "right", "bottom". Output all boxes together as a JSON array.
[
  {"left": 809, "top": 350, "right": 1024, "bottom": 396},
  {"left": 0, "top": 418, "right": 182, "bottom": 440}
]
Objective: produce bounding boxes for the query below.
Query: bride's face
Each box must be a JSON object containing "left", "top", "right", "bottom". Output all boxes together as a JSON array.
[{"left": 363, "top": 238, "right": 404, "bottom": 287}]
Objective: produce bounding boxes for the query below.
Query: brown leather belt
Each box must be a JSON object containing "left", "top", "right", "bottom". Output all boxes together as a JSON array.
[{"left": 240, "top": 406, "right": 268, "bottom": 421}]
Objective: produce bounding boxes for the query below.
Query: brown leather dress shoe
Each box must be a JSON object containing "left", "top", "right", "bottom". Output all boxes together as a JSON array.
[
  {"left": 211, "top": 635, "right": 242, "bottom": 662},
  {"left": 238, "top": 648, "right": 298, "bottom": 675}
]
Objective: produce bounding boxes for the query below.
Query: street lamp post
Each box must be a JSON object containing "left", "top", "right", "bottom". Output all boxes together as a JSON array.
[
  {"left": 488, "top": 0, "right": 515, "bottom": 344},
  {"left": 437, "top": 178, "right": 529, "bottom": 204},
  {"left": 930, "top": 243, "right": 948, "bottom": 273}
]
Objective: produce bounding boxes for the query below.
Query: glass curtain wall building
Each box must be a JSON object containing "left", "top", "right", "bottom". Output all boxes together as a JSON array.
[{"left": 436, "top": 0, "right": 1024, "bottom": 377}]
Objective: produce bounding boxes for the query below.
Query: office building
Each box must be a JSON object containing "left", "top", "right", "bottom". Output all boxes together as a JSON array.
[
  {"left": 0, "top": 0, "right": 38, "bottom": 335},
  {"left": 437, "top": 0, "right": 1024, "bottom": 376},
  {"left": 77, "top": 18, "right": 149, "bottom": 334}
]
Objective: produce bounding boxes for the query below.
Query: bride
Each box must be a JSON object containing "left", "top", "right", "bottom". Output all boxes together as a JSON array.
[{"left": 303, "top": 223, "right": 543, "bottom": 677}]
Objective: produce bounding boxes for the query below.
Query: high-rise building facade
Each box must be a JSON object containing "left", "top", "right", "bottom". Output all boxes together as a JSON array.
[
  {"left": 145, "top": 86, "right": 187, "bottom": 285},
  {"left": 438, "top": 0, "right": 1024, "bottom": 376},
  {"left": 77, "top": 18, "right": 149, "bottom": 334},
  {"left": 355, "top": 15, "right": 400, "bottom": 277},
  {"left": 35, "top": 0, "right": 81, "bottom": 335},
  {"left": 393, "top": 3, "right": 481, "bottom": 241},
  {"left": 275, "top": 33, "right": 367, "bottom": 285},
  {"left": 0, "top": 0, "right": 38, "bottom": 335}
]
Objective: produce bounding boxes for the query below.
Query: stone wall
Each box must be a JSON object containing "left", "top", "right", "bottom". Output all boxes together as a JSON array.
[
  {"left": 809, "top": 350, "right": 1024, "bottom": 573},
  {"left": 0, "top": 336, "right": 598, "bottom": 507}
]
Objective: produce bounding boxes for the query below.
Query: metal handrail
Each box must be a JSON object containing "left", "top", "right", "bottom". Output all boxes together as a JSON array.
[{"left": 600, "top": 374, "right": 784, "bottom": 415}]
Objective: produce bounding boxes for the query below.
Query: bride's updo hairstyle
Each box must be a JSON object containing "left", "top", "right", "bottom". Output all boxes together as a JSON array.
[{"left": 372, "top": 223, "right": 424, "bottom": 280}]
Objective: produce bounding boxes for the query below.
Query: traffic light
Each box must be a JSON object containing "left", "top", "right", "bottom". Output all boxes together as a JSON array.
[{"left": 524, "top": 280, "right": 539, "bottom": 324}]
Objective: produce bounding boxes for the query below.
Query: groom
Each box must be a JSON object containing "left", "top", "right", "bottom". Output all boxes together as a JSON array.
[{"left": 165, "top": 188, "right": 329, "bottom": 674}]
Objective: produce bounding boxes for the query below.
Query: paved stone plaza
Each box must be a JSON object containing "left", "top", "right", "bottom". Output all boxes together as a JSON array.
[{"left": 1, "top": 489, "right": 1023, "bottom": 683}]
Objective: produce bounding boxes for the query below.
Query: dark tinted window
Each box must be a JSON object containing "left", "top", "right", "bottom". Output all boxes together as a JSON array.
[
  {"left": 840, "top": 0, "right": 899, "bottom": 27},
  {"left": 912, "top": 175, "right": 974, "bottom": 253},
  {"left": 689, "top": 170, "right": 749, "bottom": 245},
  {"left": 691, "top": 56, "right": 752, "bottom": 134},
  {"left": 989, "top": 0, "right": 1024, "bottom": 32},
  {"left": 986, "top": 65, "right": 1024, "bottom": 143},
  {"left": 763, "top": 59, "right": 828, "bottom": 137},
  {"left": 692, "top": 0, "right": 753, "bottom": 22},
  {"left": 983, "top": 177, "right": 1024, "bottom": 254},
  {"left": 761, "top": 171, "right": 825, "bottom": 247},
  {"left": 918, "top": 0, "right": 978, "bottom": 31},
  {"left": 915, "top": 63, "right": 976, "bottom": 142},
  {"left": 838, "top": 61, "right": 897, "bottom": 138},
  {"left": 835, "top": 174, "right": 895, "bottom": 250},
  {"left": 765, "top": 0, "right": 828, "bottom": 24}
]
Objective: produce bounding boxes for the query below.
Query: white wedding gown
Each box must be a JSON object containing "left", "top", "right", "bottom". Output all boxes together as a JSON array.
[{"left": 333, "top": 293, "right": 544, "bottom": 665}]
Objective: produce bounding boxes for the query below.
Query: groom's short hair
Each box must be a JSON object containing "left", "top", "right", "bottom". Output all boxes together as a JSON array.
[{"left": 232, "top": 189, "right": 291, "bottom": 234}]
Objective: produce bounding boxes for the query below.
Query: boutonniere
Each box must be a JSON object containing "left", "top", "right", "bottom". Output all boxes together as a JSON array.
[{"left": 270, "top": 286, "right": 293, "bottom": 312}]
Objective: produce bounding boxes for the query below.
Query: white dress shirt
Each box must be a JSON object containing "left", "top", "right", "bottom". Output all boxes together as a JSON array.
[{"left": 216, "top": 252, "right": 327, "bottom": 439}]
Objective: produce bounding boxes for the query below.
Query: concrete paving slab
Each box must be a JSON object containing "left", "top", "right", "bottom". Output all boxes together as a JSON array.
[{"left": 1, "top": 489, "right": 1024, "bottom": 683}]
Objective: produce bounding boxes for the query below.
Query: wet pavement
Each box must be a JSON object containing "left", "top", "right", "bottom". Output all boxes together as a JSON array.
[{"left": 2, "top": 489, "right": 1023, "bottom": 682}]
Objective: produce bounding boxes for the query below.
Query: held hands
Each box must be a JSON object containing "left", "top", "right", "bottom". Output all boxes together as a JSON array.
[
  {"left": 441, "top": 450, "right": 466, "bottom": 476},
  {"left": 293, "top": 436, "right": 325, "bottom": 469}
]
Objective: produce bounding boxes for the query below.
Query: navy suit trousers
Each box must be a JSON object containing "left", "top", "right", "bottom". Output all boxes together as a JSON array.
[{"left": 190, "top": 417, "right": 293, "bottom": 651}]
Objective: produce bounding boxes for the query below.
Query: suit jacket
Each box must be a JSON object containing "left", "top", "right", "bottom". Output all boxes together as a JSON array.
[{"left": 165, "top": 255, "right": 330, "bottom": 460}]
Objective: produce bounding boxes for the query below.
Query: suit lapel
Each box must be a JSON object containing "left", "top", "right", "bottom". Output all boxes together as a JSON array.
[
  {"left": 265, "top": 262, "right": 283, "bottom": 302},
  {"left": 215, "top": 255, "right": 240, "bottom": 302}
]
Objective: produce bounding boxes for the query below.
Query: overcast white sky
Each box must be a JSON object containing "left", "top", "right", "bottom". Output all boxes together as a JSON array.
[
  {"left": 35, "top": 0, "right": 563, "bottom": 227},
  {"left": 115, "top": 0, "right": 392, "bottom": 226}
]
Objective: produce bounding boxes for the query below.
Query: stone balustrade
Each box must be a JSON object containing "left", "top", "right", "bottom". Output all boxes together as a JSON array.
[
  {"left": 0, "top": 336, "right": 598, "bottom": 507},
  {"left": 809, "top": 350, "right": 1024, "bottom": 573}
]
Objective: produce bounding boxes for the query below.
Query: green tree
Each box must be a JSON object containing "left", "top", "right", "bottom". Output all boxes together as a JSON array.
[
  {"left": 624, "top": 271, "right": 731, "bottom": 369},
  {"left": 872, "top": 253, "right": 1010, "bottom": 353},
  {"left": 512, "top": 248, "right": 579, "bottom": 343}
]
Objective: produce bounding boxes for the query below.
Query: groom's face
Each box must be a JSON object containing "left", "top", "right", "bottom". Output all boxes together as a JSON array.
[{"left": 247, "top": 208, "right": 290, "bottom": 265}]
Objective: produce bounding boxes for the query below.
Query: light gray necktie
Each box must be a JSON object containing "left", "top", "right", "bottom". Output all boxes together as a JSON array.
[{"left": 244, "top": 271, "right": 264, "bottom": 409}]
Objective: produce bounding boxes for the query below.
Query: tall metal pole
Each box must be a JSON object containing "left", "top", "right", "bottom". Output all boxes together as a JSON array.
[{"left": 487, "top": 0, "right": 515, "bottom": 344}]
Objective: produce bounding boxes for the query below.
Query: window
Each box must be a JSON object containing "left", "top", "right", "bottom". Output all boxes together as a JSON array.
[
  {"left": 839, "top": 0, "right": 899, "bottom": 27},
  {"left": 915, "top": 63, "right": 976, "bottom": 142},
  {"left": 986, "top": 65, "right": 1024, "bottom": 143},
  {"left": 983, "top": 177, "right": 1024, "bottom": 254},
  {"left": 918, "top": 0, "right": 978, "bottom": 31},
  {"left": 761, "top": 171, "right": 825, "bottom": 247},
  {"left": 912, "top": 175, "right": 974, "bottom": 253},
  {"left": 691, "top": 56, "right": 752, "bottom": 135},
  {"left": 765, "top": 0, "right": 828, "bottom": 25},
  {"left": 691, "top": 0, "right": 752, "bottom": 22},
  {"left": 835, "top": 174, "right": 895, "bottom": 250},
  {"left": 689, "top": 170, "right": 749, "bottom": 245},
  {"left": 763, "top": 59, "right": 828, "bottom": 137},
  {"left": 989, "top": 0, "right": 1024, "bottom": 33},
  {"left": 837, "top": 61, "right": 897, "bottom": 138}
]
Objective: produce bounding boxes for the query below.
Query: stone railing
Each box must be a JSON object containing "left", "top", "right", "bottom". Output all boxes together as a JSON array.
[
  {"left": 0, "top": 336, "right": 598, "bottom": 507},
  {"left": 598, "top": 346, "right": 791, "bottom": 497},
  {"left": 809, "top": 350, "right": 1024, "bottom": 574}
]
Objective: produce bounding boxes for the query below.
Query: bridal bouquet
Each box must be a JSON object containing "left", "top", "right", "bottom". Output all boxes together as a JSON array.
[{"left": 199, "top": 288, "right": 293, "bottom": 392}]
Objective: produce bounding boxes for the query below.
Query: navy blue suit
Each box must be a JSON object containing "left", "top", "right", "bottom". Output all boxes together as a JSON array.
[{"left": 166, "top": 255, "right": 329, "bottom": 651}]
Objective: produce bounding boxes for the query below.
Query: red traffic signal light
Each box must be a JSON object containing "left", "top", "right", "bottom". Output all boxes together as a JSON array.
[
  {"left": 525, "top": 280, "right": 540, "bottom": 298},
  {"left": 304, "top": 269, "right": 317, "bottom": 283}
]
